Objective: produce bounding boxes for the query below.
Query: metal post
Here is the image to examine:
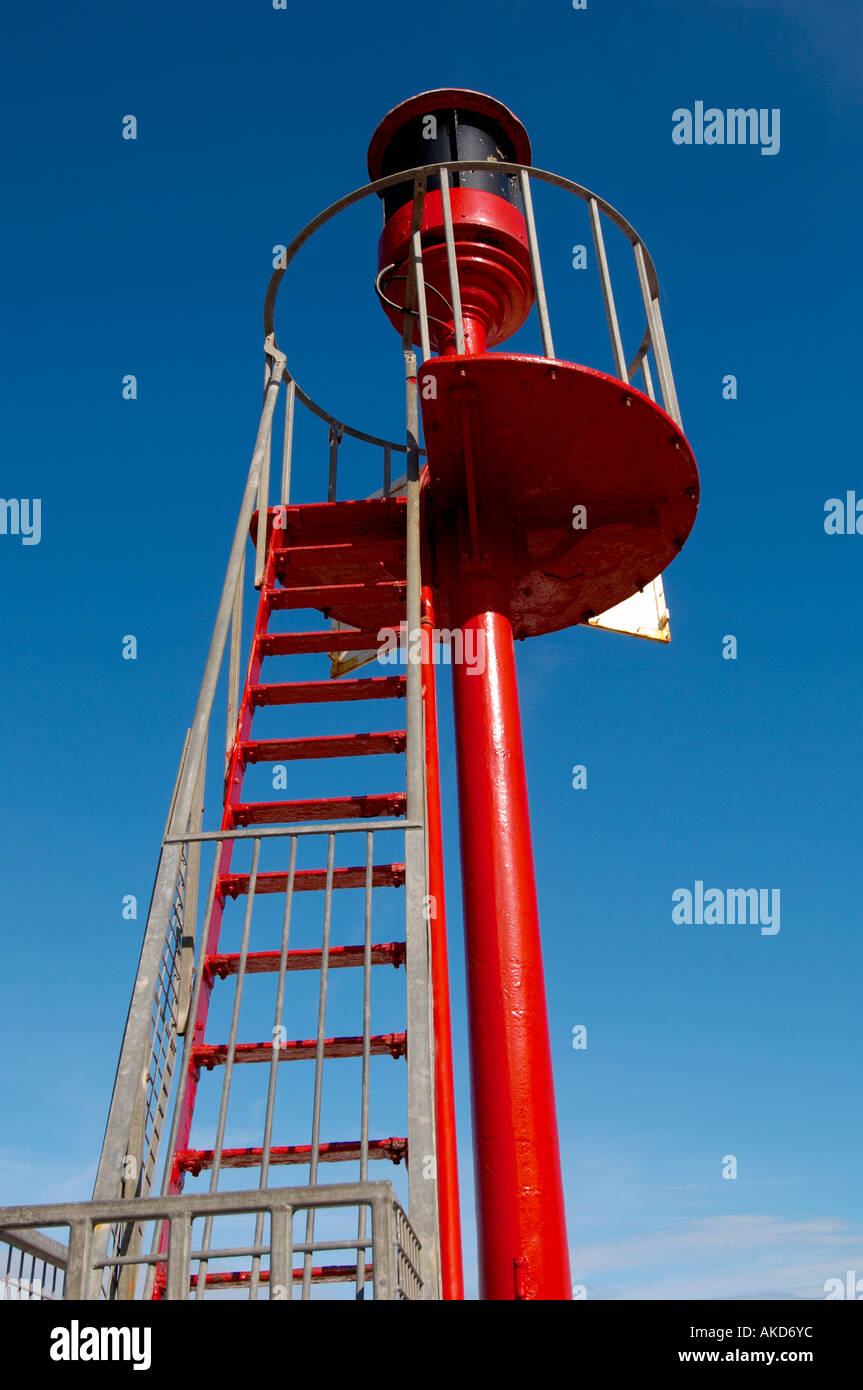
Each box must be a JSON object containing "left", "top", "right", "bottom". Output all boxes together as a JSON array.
[
  {"left": 409, "top": 175, "right": 431, "bottom": 362},
  {"left": 255, "top": 361, "right": 273, "bottom": 587},
  {"left": 520, "top": 170, "right": 555, "bottom": 359},
  {"left": 165, "top": 1216, "right": 191, "bottom": 1301},
  {"left": 421, "top": 587, "right": 464, "bottom": 1300},
  {"left": 438, "top": 168, "right": 465, "bottom": 355},
  {"left": 371, "top": 1193, "right": 395, "bottom": 1301},
  {"left": 327, "top": 424, "right": 341, "bottom": 502},
  {"left": 280, "top": 378, "right": 295, "bottom": 506},
  {"left": 226, "top": 556, "right": 244, "bottom": 759},
  {"left": 63, "top": 1220, "right": 91, "bottom": 1300},
  {"left": 403, "top": 349, "right": 439, "bottom": 1299},
  {"left": 641, "top": 353, "right": 656, "bottom": 401},
  {"left": 633, "top": 241, "right": 682, "bottom": 426},
  {"left": 589, "top": 197, "right": 628, "bottom": 380},
  {"left": 269, "top": 1201, "right": 292, "bottom": 1301},
  {"left": 449, "top": 574, "right": 572, "bottom": 1301},
  {"left": 382, "top": 443, "right": 391, "bottom": 495},
  {"left": 301, "top": 833, "right": 335, "bottom": 1300}
]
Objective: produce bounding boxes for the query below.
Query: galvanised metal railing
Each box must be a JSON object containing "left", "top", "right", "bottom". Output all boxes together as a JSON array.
[
  {"left": 150, "top": 820, "right": 421, "bottom": 1302},
  {"left": 264, "top": 159, "right": 685, "bottom": 456},
  {"left": 0, "top": 1184, "right": 421, "bottom": 1300},
  {"left": 1, "top": 1227, "right": 68, "bottom": 1301}
]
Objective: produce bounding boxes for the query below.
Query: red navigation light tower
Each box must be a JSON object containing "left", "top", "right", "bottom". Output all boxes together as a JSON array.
[
  {"left": 369, "top": 90, "right": 699, "bottom": 1301},
  {"left": 0, "top": 88, "right": 697, "bottom": 1304}
]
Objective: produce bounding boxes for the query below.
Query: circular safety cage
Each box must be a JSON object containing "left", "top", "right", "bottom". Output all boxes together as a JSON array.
[{"left": 258, "top": 159, "right": 690, "bottom": 516}]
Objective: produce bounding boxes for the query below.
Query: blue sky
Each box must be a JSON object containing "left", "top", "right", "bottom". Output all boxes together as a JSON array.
[{"left": 2, "top": 0, "right": 862, "bottom": 1299}]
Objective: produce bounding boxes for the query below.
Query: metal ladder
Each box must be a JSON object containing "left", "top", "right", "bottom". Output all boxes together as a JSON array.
[
  {"left": 90, "top": 350, "right": 444, "bottom": 1299},
  {"left": 161, "top": 497, "right": 417, "bottom": 1296}
]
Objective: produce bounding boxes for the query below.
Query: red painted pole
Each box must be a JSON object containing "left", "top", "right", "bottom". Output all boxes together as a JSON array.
[
  {"left": 449, "top": 573, "right": 571, "bottom": 1301},
  {"left": 421, "top": 586, "right": 465, "bottom": 1300}
]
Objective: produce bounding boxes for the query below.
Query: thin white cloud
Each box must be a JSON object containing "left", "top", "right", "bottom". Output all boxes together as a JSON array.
[{"left": 571, "top": 1213, "right": 863, "bottom": 1300}]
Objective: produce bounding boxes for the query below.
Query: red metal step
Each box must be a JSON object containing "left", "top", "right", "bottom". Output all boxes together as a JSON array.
[
  {"left": 228, "top": 793, "right": 406, "bottom": 826},
  {"left": 257, "top": 497, "right": 406, "bottom": 550},
  {"left": 193, "top": 1034, "right": 407, "bottom": 1069},
  {"left": 274, "top": 539, "right": 405, "bottom": 581},
  {"left": 250, "top": 676, "right": 405, "bottom": 706},
  {"left": 268, "top": 581, "right": 405, "bottom": 612},
  {"left": 192, "top": 1266, "right": 372, "bottom": 1288},
  {"left": 218, "top": 865, "right": 405, "bottom": 897},
  {"left": 259, "top": 629, "right": 383, "bottom": 657},
  {"left": 240, "top": 731, "right": 406, "bottom": 762},
  {"left": 256, "top": 496, "right": 405, "bottom": 539},
  {"left": 176, "top": 1137, "right": 407, "bottom": 1175},
  {"left": 205, "top": 943, "right": 406, "bottom": 979}
]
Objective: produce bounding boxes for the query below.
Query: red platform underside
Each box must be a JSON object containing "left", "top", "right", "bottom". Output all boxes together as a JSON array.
[{"left": 418, "top": 353, "right": 700, "bottom": 637}]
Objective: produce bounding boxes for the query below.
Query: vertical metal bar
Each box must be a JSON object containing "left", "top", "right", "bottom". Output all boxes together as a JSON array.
[
  {"left": 519, "top": 169, "right": 555, "bottom": 359},
  {"left": 280, "top": 378, "right": 295, "bottom": 507},
  {"left": 382, "top": 444, "right": 391, "bottom": 496},
  {"left": 438, "top": 168, "right": 465, "bottom": 355},
  {"left": 210, "top": 836, "right": 261, "bottom": 1186},
  {"left": 328, "top": 425, "right": 340, "bottom": 502},
  {"left": 166, "top": 1216, "right": 191, "bottom": 1301},
  {"left": 403, "top": 348, "right": 439, "bottom": 1299},
  {"left": 177, "top": 746, "right": 207, "bottom": 1037},
  {"left": 226, "top": 555, "right": 244, "bottom": 760},
  {"left": 354, "top": 830, "right": 374, "bottom": 1296},
  {"left": 269, "top": 1201, "right": 292, "bottom": 1302},
  {"left": 195, "top": 836, "right": 261, "bottom": 1299},
  {"left": 249, "top": 834, "right": 297, "bottom": 1299},
  {"left": 420, "top": 587, "right": 464, "bottom": 1299},
  {"left": 64, "top": 1221, "right": 92, "bottom": 1301},
  {"left": 400, "top": 173, "right": 428, "bottom": 366},
  {"left": 633, "top": 240, "right": 682, "bottom": 426},
  {"left": 301, "top": 832, "right": 336, "bottom": 1299},
  {"left": 641, "top": 353, "right": 656, "bottom": 402},
  {"left": 371, "top": 1194, "right": 395, "bottom": 1302},
  {"left": 254, "top": 363, "right": 272, "bottom": 588},
  {"left": 589, "top": 197, "right": 628, "bottom": 380},
  {"left": 409, "top": 176, "right": 431, "bottom": 362},
  {"left": 404, "top": 361, "right": 423, "bottom": 826}
]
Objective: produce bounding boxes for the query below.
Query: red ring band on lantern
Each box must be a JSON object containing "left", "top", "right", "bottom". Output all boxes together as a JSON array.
[{"left": 378, "top": 187, "right": 535, "bottom": 354}]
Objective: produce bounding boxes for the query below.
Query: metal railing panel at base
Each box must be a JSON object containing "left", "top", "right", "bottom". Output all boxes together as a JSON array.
[
  {"left": 0, "top": 1181, "right": 421, "bottom": 1302},
  {"left": 1, "top": 1227, "right": 68, "bottom": 1300}
]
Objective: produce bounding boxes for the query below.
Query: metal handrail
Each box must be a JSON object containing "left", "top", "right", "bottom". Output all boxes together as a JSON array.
[
  {"left": 92, "top": 350, "right": 287, "bottom": 1211},
  {"left": 262, "top": 157, "right": 673, "bottom": 436},
  {"left": 165, "top": 819, "right": 423, "bottom": 845}
]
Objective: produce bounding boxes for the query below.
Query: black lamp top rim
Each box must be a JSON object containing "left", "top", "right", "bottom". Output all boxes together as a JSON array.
[{"left": 367, "top": 87, "right": 532, "bottom": 181}]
